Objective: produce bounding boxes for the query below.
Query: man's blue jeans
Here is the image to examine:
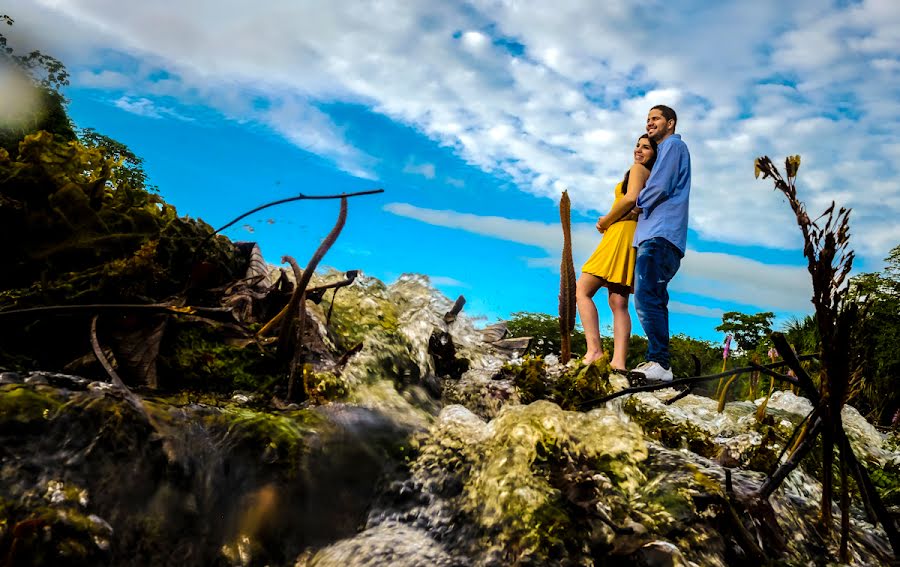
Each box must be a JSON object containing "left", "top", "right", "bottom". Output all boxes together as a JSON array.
[{"left": 635, "top": 237, "right": 683, "bottom": 369}]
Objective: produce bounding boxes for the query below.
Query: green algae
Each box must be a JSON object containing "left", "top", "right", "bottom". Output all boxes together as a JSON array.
[
  {"left": 507, "top": 357, "right": 616, "bottom": 410},
  {"left": 157, "top": 319, "right": 279, "bottom": 392},
  {"left": 322, "top": 275, "right": 402, "bottom": 351},
  {"left": 411, "top": 402, "right": 650, "bottom": 563},
  {"left": 304, "top": 368, "right": 348, "bottom": 403},
  {"left": 0, "top": 385, "right": 64, "bottom": 423},
  {"left": 622, "top": 396, "right": 718, "bottom": 458}
]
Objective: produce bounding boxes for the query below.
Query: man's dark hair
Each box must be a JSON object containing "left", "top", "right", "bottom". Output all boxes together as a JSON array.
[{"left": 651, "top": 104, "right": 677, "bottom": 128}]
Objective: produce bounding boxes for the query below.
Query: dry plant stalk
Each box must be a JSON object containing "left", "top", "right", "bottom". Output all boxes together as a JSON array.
[
  {"left": 558, "top": 191, "right": 576, "bottom": 363},
  {"left": 755, "top": 155, "right": 899, "bottom": 558},
  {"left": 282, "top": 197, "right": 349, "bottom": 400}
]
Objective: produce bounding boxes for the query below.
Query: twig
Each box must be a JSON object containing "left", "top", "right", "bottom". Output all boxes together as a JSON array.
[
  {"left": 210, "top": 189, "right": 382, "bottom": 237},
  {"left": 756, "top": 415, "right": 824, "bottom": 500},
  {"left": 257, "top": 270, "right": 359, "bottom": 336},
  {"left": 90, "top": 315, "right": 126, "bottom": 390},
  {"left": 770, "top": 333, "right": 820, "bottom": 409},
  {"left": 578, "top": 356, "right": 816, "bottom": 410},
  {"left": 280, "top": 197, "right": 349, "bottom": 398},
  {"left": 663, "top": 386, "right": 692, "bottom": 405},
  {"left": 766, "top": 407, "right": 815, "bottom": 478},
  {"left": 277, "top": 256, "right": 305, "bottom": 354},
  {"left": 0, "top": 303, "right": 236, "bottom": 322}
]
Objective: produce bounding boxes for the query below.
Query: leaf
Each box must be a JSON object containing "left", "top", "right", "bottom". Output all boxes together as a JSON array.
[
  {"left": 754, "top": 159, "right": 761, "bottom": 179},
  {"left": 109, "top": 315, "right": 168, "bottom": 388},
  {"left": 786, "top": 155, "right": 801, "bottom": 178}
]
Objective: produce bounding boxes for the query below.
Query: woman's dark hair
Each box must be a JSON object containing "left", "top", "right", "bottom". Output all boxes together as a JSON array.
[{"left": 621, "top": 134, "right": 657, "bottom": 195}]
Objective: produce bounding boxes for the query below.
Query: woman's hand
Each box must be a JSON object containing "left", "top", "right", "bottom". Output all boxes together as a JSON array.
[{"left": 596, "top": 215, "right": 610, "bottom": 233}]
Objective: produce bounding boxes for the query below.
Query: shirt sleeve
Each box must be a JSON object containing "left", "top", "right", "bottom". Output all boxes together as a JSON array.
[{"left": 637, "top": 139, "right": 687, "bottom": 217}]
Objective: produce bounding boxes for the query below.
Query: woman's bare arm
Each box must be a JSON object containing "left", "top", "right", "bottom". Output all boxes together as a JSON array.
[{"left": 596, "top": 164, "right": 649, "bottom": 232}]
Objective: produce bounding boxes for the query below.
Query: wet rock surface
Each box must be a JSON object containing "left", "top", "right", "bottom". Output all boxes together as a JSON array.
[{"left": 1, "top": 275, "right": 898, "bottom": 566}]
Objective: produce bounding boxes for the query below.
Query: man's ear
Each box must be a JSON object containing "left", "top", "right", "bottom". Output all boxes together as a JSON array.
[{"left": 667, "top": 119, "right": 676, "bottom": 131}]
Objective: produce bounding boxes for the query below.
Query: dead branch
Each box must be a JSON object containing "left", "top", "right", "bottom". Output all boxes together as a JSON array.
[
  {"left": 257, "top": 270, "right": 359, "bottom": 336},
  {"left": 90, "top": 315, "right": 127, "bottom": 390},
  {"left": 279, "top": 197, "right": 349, "bottom": 398},
  {"left": 276, "top": 255, "right": 305, "bottom": 355},
  {"left": 578, "top": 356, "right": 815, "bottom": 411},
  {"left": 0, "top": 303, "right": 236, "bottom": 322},
  {"left": 756, "top": 414, "right": 824, "bottom": 500},
  {"left": 443, "top": 295, "right": 467, "bottom": 324},
  {"left": 210, "top": 189, "right": 382, "bottom": 236}
]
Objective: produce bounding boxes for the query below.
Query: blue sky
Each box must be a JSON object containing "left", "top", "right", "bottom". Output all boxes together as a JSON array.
[{"left": 3, "top": 0, "right": 899, "bottom": 342}]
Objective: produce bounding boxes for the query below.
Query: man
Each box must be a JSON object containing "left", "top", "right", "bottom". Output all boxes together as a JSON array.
[{"left": 631, "top": 105, "right": 691, "bottom": 382}]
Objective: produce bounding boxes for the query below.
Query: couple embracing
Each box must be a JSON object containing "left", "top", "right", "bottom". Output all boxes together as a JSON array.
[{"left": 577, "top": 105, "right": 690, "bottom": 383}]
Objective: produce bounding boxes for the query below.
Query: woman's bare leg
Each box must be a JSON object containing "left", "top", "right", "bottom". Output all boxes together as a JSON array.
[
  {"left": 576, "top": 272, "right": 605, "bottom": 364},
  {"left": 607, "top": 285, "right": 631, "bottom": 370}
]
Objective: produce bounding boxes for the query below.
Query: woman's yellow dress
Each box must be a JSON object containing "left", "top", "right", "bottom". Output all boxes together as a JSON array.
[{"left": 581, "top": 181, "right": 637, "bottom": 289}]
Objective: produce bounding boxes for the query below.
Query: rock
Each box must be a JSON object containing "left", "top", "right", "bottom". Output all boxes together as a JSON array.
[
  {"left": 23, "top": 373, "right": 48, "bottom": 385},
  {"left": 0, "top": 371, "right": 23, "bottom": 384},
  {"left": 479, "top": 322, "right": 508, "bottom": 343},
  {"left": 632, "top": 541, "right": 689, "bottom": 567},
  {"left": 26, "top": 371, "right": 90, "bottom": 389}
]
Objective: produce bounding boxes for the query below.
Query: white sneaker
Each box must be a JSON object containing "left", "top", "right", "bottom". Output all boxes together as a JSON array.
[{"left": 632, "top": 361, "right": 673, "bottom": 383}]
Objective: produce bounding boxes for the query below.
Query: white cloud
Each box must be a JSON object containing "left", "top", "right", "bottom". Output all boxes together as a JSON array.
[
  {"left": 669, "top": 302, "right": 725, "bottom": 319},
  {"left": 384, "top": 202, "right": 813, "bottom": 312},
  {"left": 113, "top": 95, "right": 193, "bottom": 121},
  {"left": 9, "top": 0, "right": 900, "bottom": 261},
  {"left": 403, "top": 159, "right": 437, "bottom": 179},
  {"left": 76, "top": 69, "right": 131, "bottom": 88},
  {"left": 429, "top": 275, "right": 469, "bottom": 288}
]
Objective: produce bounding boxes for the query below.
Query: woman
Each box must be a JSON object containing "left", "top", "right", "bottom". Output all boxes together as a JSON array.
[{"left": 577, "top": 134, "right": 657, "bottom": 369}]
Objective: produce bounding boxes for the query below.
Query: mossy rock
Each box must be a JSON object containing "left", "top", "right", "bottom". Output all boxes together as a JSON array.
[
  {"left": 622, "top": 396, "right": 718, "bottom": 458},
  {"left": 508, "top": 357, "right": 615, "bottom": 410}
]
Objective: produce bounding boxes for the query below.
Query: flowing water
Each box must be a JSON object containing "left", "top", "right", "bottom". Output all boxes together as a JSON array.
[{"left": 1, "top": 274, "right": 897, "bottom": 566}]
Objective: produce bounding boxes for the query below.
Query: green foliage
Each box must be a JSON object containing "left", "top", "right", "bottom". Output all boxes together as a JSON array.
[
  {"left": 781, "top": 314, "right": 820, "bottom": 355},
  {"left": 715, "top": 311, "right": 775, "bottom": 353},
  {"left": 79, "top": 128, "right": 157, "bottom": 193},
  {"left": 506, "top": 311, "right": 586, "bottom": 357},
  {"left": 845, "top": 244, "right": 900, "bottom": 424},
  {"left": 0, "top": 131, "right": 243, "bottom": 373},
  {"left": 0, "top": 15, "right": 74, "bottom": 154},
  {"left": 157, "top": 321, "right": 279, "bottom": 392}
]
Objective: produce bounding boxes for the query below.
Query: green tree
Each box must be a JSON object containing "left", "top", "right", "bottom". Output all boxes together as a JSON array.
[
  {"left": 845, "top": 244, "right": 900, "bottom": 424},
  {"left": 0, "top": 14, "right": 75, "bottom": 154},
  {"left": 715, "top": 311, "right": 775, "bottom": 353},
  {"left": 506, "top": 311, "right": 586, "bottom": 357}
]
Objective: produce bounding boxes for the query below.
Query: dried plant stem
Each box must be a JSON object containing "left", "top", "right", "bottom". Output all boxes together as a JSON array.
[
  {"left": 210, "top": 189, "right": 381, "bottom": 236},
  {"left": 558, "top": 191, "right": 576, "bottom": 364}
]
